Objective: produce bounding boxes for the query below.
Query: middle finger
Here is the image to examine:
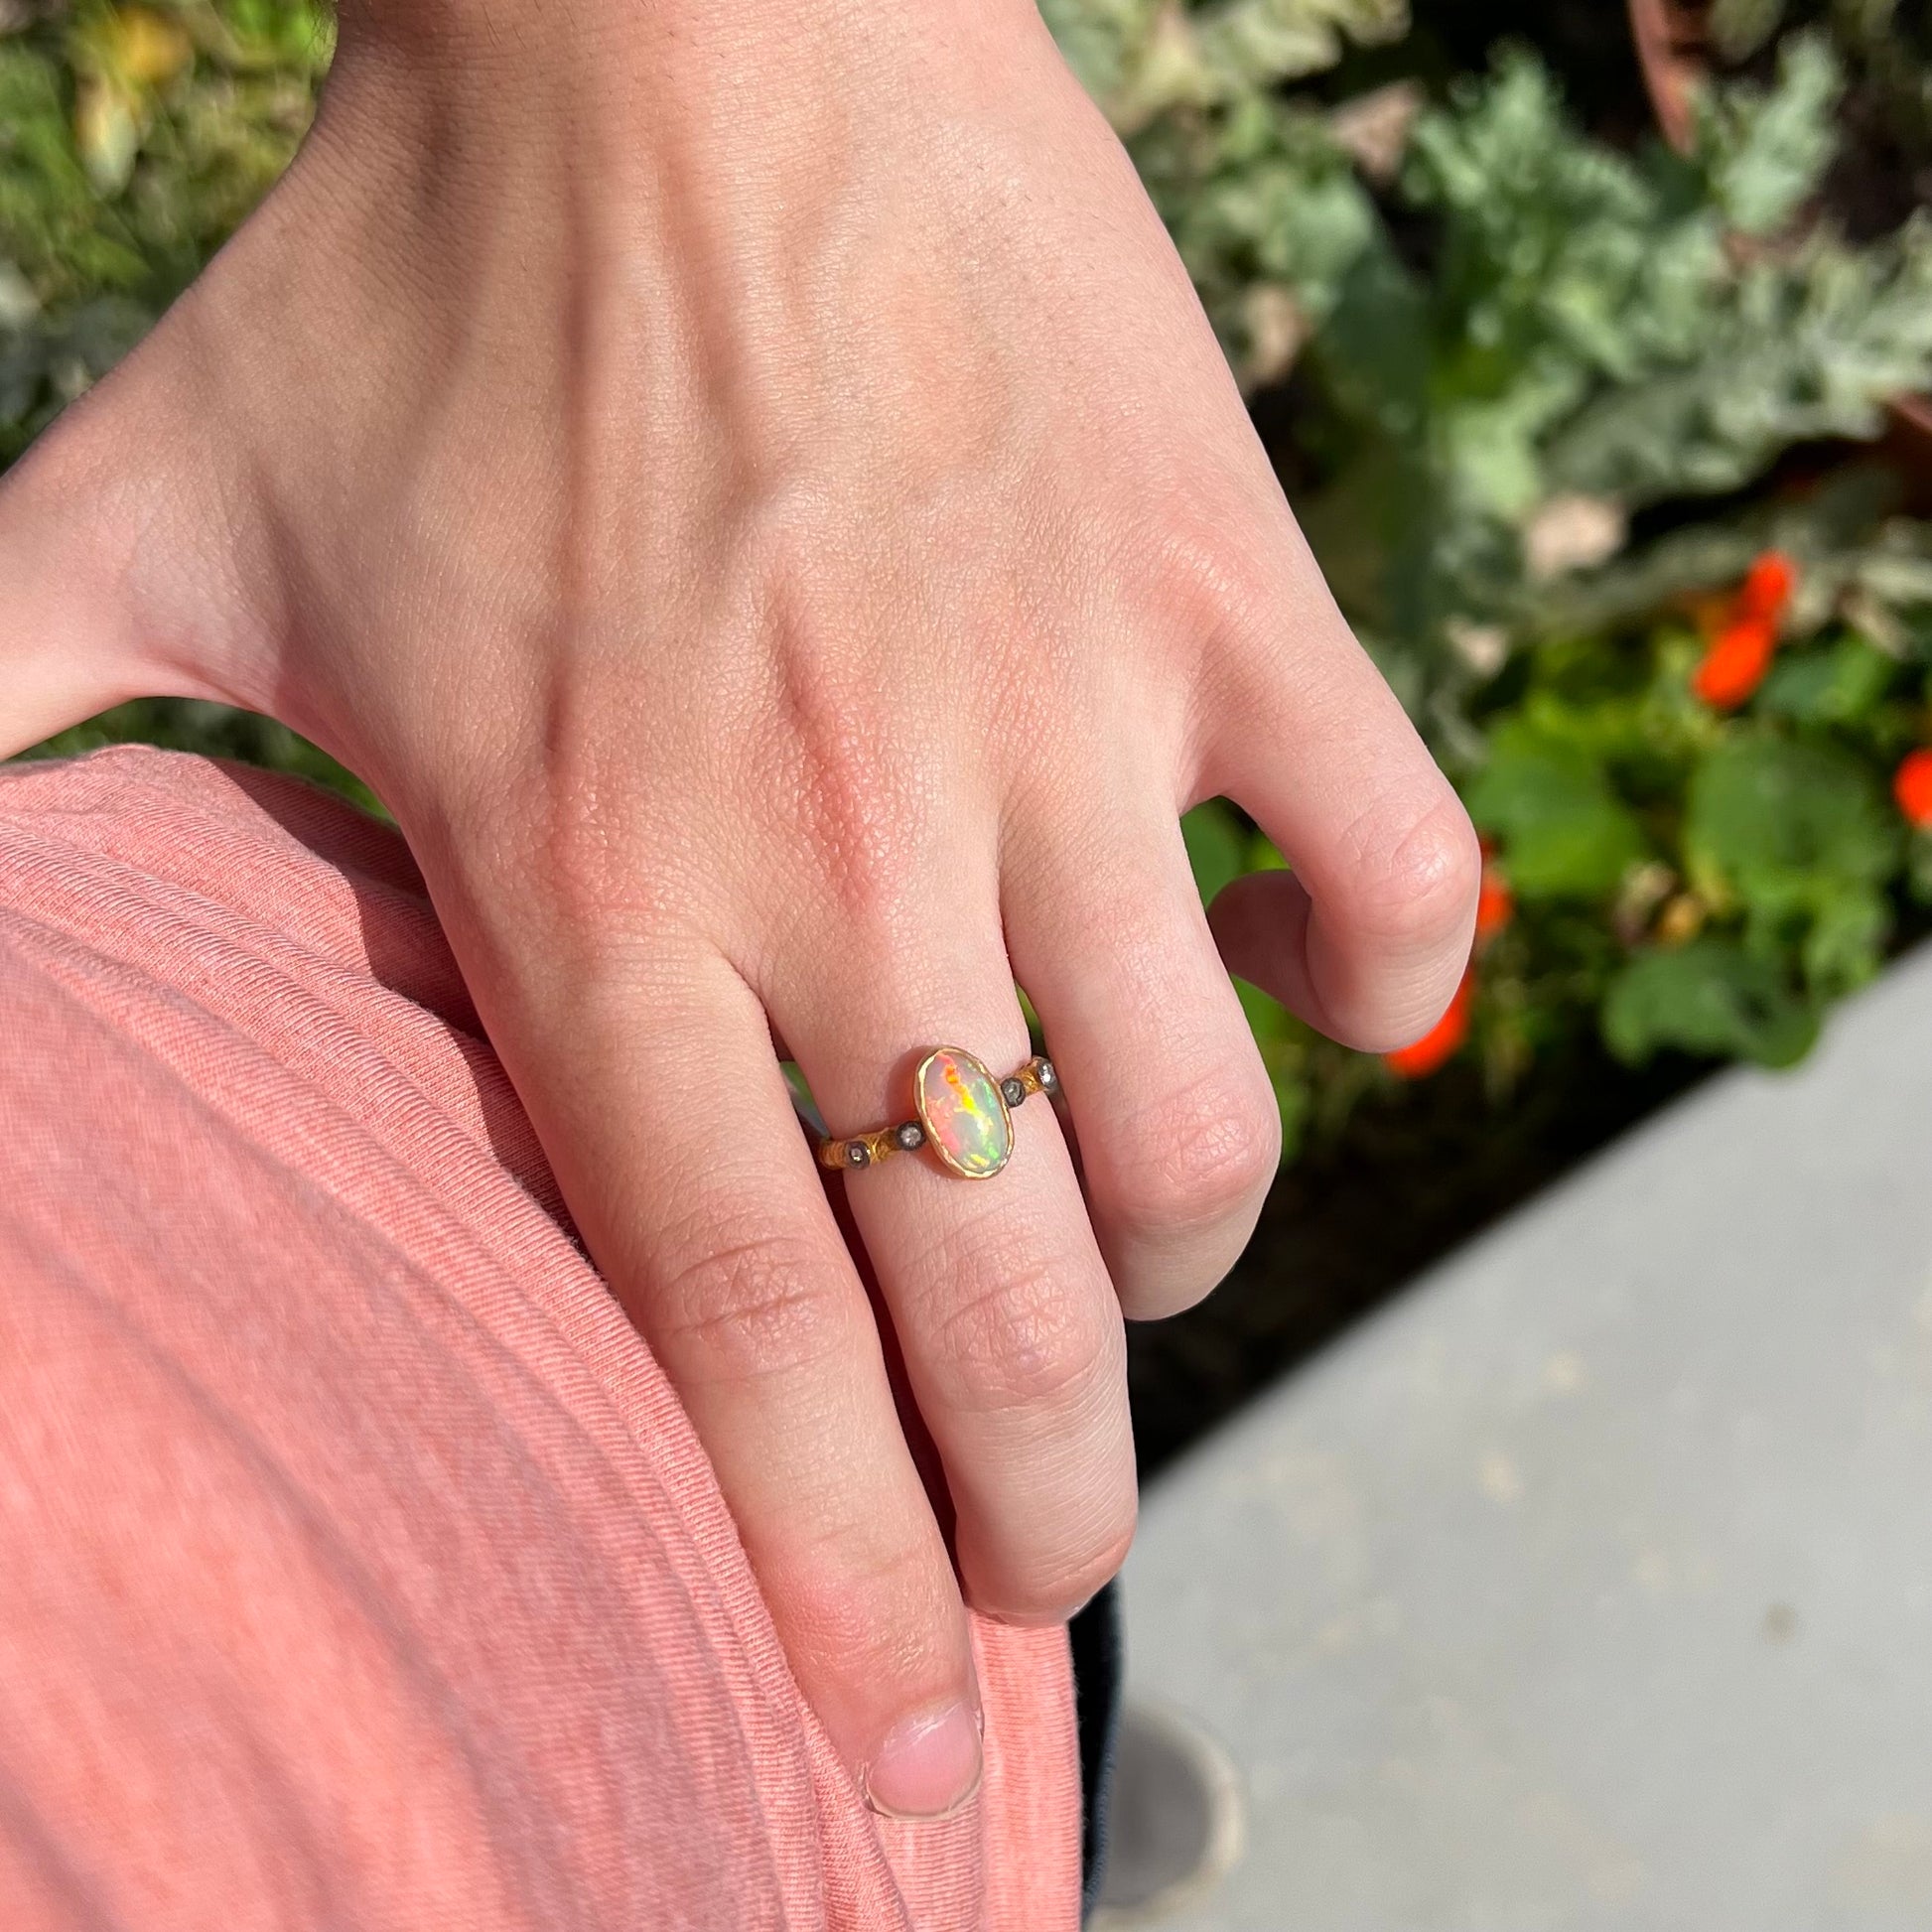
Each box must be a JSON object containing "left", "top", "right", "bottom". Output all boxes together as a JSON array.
[{"left": 768, "top": 873, "right": 1136, "bottom": 1624}]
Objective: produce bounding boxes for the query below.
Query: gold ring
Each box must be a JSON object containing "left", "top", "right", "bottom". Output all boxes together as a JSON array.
[{"left": 818, "top": 1048, "right": 1059, "bottom": 1180}]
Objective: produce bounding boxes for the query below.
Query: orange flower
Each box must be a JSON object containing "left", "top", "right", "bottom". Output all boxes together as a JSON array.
[
  {"left": 1894, "top": 748, "right": 1932, "bottom": 828},
  {"left": 1737, "top": 549, "right": 1797, "bottom": 624},
  {"left": 1691, "top": 615, "right": 1776, "bottom": 709},
  {"left": 1384, "top": 967, "right": 1474, "bottom": 1079},
  {"left": 1689, "top": 552, "right": 1797, "bottom": 710},
  {"left": 1475, "top": 867, "right": 1514, "bottom": 943}
]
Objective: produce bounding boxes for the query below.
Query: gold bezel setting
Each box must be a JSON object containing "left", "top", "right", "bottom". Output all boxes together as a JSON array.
[{"left": 817, "top": 1051, "right": 1058, "bottom": 1179}]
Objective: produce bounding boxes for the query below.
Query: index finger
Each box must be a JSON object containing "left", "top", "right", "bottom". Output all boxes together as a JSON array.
[{"left": 469, "top": 940, "right": 986, "bottom": 1821}]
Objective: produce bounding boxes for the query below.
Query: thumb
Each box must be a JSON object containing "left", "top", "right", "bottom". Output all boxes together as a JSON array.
[{"left": 0, "top": 296, "right": 277, "bottom": 760}]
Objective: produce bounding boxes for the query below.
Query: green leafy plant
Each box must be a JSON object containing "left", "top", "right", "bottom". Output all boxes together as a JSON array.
[
  {"left": 1471, "top": 553, "right": 1927, "bottom": 1075},
  {"left": 1287, "top": 37, "right": 1932, "bottom": 720},
  {"left": 1041, "top": 0, "right": 1409, "bottom": 131},
  {"left": 1168, "top": 24, "right": 1932, "bottom": 1149},
  {"left": 1707, "top": 0, "right": 1932, "bottom": 173},
  {"left": 27, "top": 696, "right": 382, "bottom": 813},
  {"left": 1043, "top": 0, "right": 1414, "bottom": 387},
  {"left": 0, "top": 0, "right": 331, "bottom": 460}
]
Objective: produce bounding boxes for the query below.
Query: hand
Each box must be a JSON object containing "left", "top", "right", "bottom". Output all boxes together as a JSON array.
[{"left": 0, "top": 0, "right": 1477, "bottom": 1818}]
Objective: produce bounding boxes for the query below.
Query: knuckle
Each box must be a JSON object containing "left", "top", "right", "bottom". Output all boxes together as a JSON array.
[
  {"left": 772, "top": 716, "right": 922, "bottom": 935},
  {"left": 741, "top": 530, "right": 931, "bottom": 933},
  {"left": 1057, "top": 1514, "right": 1140, "bottom": 1611},
  {"left": 976, "top": 1499, "right": 1139, "bottom": 1625},
  {"left": 1143, "top": 495, "right": 1284, "bottom": 659},
  {"left": 1346, "top": 790, "right": 1482, "bottom": 950},
  {"left": 1108, "top": 1059, "right": 1281, "bottom": 1240},
  {"left": 652, "top": 1219, "right": 855, "bottom": 1388},
  {"left": 481, "top": 724, "right": 703, "bottom": 948},
  {"left": 778, "top": 1520, "right": 957, "bottom": 1671},
  {"left": 496, "top": 740, "right": 631, "bottom": 931},
  {"left": 921, "top": 1227, "right": 1120, "bottom": 1415}
]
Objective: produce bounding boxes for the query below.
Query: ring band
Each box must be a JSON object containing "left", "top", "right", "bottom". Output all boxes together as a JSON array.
[{"left": 818, "top": 1047, "right": 1059, "bottom": 1180}]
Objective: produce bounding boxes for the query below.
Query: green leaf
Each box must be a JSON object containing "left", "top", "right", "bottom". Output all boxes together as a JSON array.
[
  {"left": 1233, "top": 977, "right": 1311, "bottom": 1162},
  {"left": 1604, "top": 939, "right": 1819, "bottom": 1065},
  {"left": 1041, "top": 0, "right": 1408, "bottom": 128},
  {"left": 1462, "top": 717, "right": 1647, "bottom": 898},
  {"left": 1800, "top": 882, "right": 1891, "bottom": 990},
  {"left": 1194, "top": 0, "right": 1411, "bottom": 94},
  {"left": 1695, "top": 33, "right": 1843, "bottom": 237},
  {"left": 1686, "top": 732, "right": 1898, "bottom": 900},
  {"left": 1709, "top": 0, "right": 1787, "bottom": 63},
  {"left": 1182, "top": 799, "right": 1248, "bottom": 906},
  {"left": 1685, "top": 732, "right": 1899, "bottom": 994},
  {"left": 1308, "top": 232, "right": 1431, "bottom": 436},
  {"left": 1548, "top": 218, "right": 1932, "bottom": 508},
  {"left": 1756, "top": 636, "right": 1896, "bottom": 725}
]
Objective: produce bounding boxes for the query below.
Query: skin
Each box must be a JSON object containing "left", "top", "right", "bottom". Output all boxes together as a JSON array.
[{"left": 0, "top": 0, "right": 1478, "bottom": 1820}]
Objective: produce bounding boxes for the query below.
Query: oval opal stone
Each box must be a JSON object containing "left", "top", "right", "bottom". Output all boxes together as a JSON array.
[{"left": 915, "top": 1048, "right": 1012, "bottom": 1178}]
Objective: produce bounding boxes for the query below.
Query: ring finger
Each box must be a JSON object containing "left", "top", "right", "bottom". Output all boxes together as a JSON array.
[{"left": 769, "top": 868, "right": 1137, "bottom": 1626}]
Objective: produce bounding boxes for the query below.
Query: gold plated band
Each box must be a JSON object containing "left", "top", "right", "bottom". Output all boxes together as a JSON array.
[{"left": 817, "top": 1049, "right": 1059, "bottom": 1180}]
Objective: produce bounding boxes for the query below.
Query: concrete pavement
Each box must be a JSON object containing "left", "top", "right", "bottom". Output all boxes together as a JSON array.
[{"left": 1108, "top": 942, "right": 1932, "bottom": 1929}]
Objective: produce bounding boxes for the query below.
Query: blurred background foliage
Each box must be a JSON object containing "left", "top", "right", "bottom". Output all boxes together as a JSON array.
[
  {"left": 0, "top": 0, "right": 329, "bottom": 457},
  {"left": 12, "top": 0, "right": 1932, "bottom": 1171}
]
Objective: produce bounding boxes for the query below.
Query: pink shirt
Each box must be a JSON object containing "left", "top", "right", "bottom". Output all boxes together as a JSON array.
[{"left": 0, "top": 748, "right": 1079, "bottom": 1931}]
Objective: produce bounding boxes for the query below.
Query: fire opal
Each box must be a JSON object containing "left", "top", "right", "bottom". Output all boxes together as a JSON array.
[{"left": 914, "top": 1047, "right": 1013, "bottom": 1177}]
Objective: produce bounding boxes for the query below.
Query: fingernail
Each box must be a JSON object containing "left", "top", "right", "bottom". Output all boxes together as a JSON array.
[{"left": 862, "top": 1701, "right": 984, "bottom": 1821}]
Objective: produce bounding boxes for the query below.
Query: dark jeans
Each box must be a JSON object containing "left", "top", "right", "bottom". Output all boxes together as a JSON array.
[{"left": 1069, "top": 1581, "right": 1124, "bottom": 1920}]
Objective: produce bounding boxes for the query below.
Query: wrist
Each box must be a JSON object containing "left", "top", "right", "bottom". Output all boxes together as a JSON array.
[
  {"left": 304, "top": 0, "right": 1075, "bottom": 350},
  {"left": 335, "top": 0, "right": 1036, "bottom": 72},
  {"left": 327, "top": 0, "right": 1052, "bottom": 133}
]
